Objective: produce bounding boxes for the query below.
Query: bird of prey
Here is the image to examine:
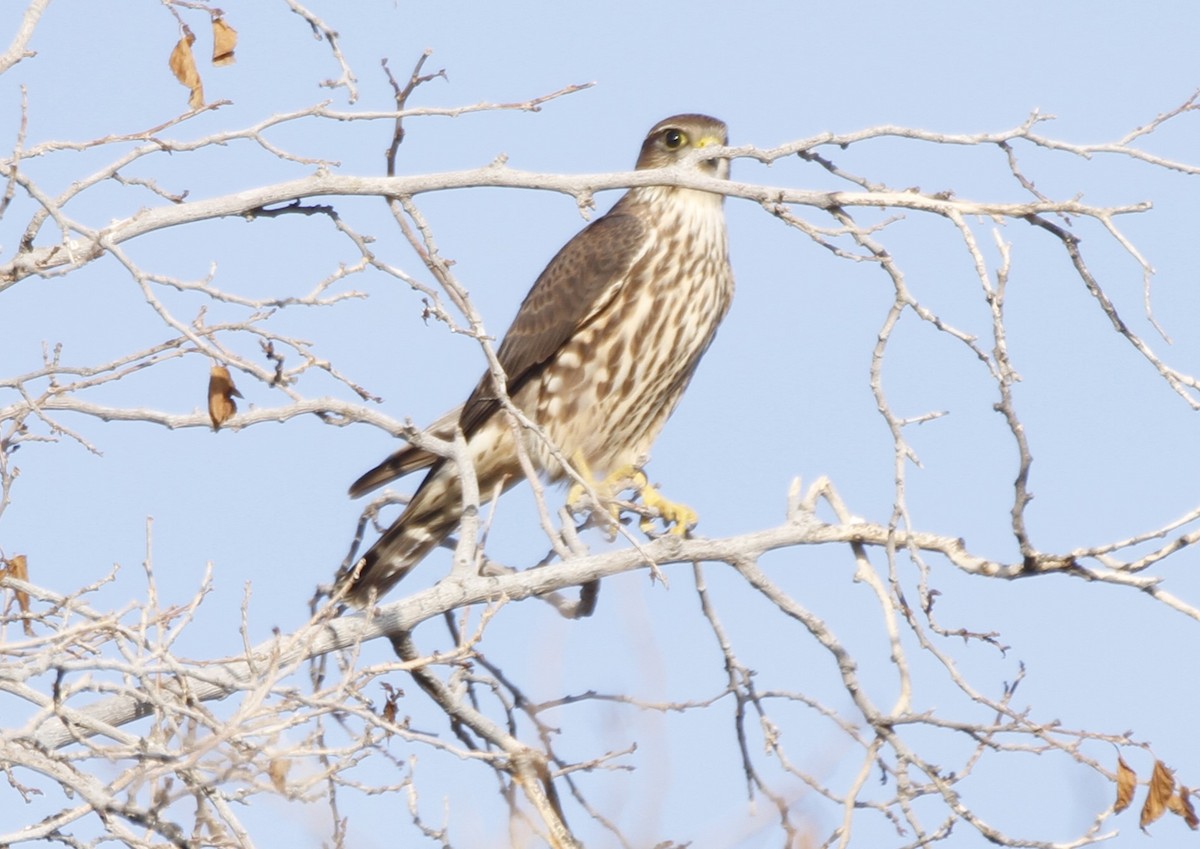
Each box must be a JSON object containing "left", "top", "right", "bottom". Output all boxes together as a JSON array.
[{"left": 337, "top": 113, "right": 734, "bottom": 605}]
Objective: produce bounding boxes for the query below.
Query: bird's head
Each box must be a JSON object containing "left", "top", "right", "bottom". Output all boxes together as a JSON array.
[{"left": 635, "top": 114, "right": 729, "bottom": 179}]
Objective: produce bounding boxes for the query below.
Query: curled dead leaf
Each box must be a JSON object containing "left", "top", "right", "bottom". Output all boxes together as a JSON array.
[
  {"left": 208, "top": 365, "right": 243, "bottom": 430},
  {"left": 1115, "top": 756, "right": 1136, "bottom": 814},
  {"left": 211, "top": 17, "right": 237, "bottom": 66},
  {"left": 168, "top": 27, "right": 204, "bottom": 109},
  {"left": 1, "top": 554, "right": 33, "bottom": 636},
  {"left": 380, "top": 682, "right": 404, "bottom": 734},
  {"left": 1141, "top": 759, "right": 1176, "bottom": 829},
  {"left": 268, "top": 759, "right": 288, "bottom": 794},
  {"left": 1168, "top": 785, "right": 1199, "bottom": 830}
]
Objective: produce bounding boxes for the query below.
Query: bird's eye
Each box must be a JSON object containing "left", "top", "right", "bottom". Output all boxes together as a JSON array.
[{"left": 663, "top": 129, "right": 687, "bottom": 149}]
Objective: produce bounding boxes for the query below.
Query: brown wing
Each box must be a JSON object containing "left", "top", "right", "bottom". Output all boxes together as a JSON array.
[
  {"left": 458, "top": 208, "right": 647, "bottom": 438},
  {"left": 349, "top": 206, "right": 646, "bottom": 498}
]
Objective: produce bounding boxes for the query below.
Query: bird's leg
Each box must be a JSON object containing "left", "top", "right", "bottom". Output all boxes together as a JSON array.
[{"left": 565, "top": 453, "right": 601, "bottom": 513}]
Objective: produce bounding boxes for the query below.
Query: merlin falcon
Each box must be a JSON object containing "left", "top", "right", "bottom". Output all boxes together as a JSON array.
[{"left": 337, "top": 114, "right": 734, "bottom": 605}]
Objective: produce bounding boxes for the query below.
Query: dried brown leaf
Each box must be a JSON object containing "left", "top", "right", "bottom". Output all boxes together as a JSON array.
[
  {"left": 207, "top": 365, "right": 242, "bottom": 430},
  {"left": 1141, "top": 759, "right": 1176, "bottom": 829},
  {"left": 381, "top": 681, "right": 403, "bottom": 732},
  {"left": 2, "top": 554, "right": 33, "bottom": 636},
  {"left": 268, "top": 759, "right": 288, "bottom": 794},
  {"left": 1168, "top": 785, "right": 1199, "bottom": 830},
  {"left": 211, "top": 17, "right": 237, "bottom": 66},
  {"left": 1115, "top": 756, "right": 1137, "bottom": 814},
  {"left": 168, "top": 27, "right": 204, "bottom": 109}
]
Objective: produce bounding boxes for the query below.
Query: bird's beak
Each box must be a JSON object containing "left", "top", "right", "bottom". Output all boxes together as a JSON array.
[{"left": 694, "top": 134, "right": 728, "bottom": 175}]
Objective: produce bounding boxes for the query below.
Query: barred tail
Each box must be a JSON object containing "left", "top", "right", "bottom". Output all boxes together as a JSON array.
[
  {"left": 340, "top": 414, "right": 515, "bottom": 605},
  {"left": 337, "top": 507, "right": 460, "bottom": 607}
]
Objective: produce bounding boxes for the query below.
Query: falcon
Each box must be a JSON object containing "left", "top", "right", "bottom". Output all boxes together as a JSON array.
[{"left": 338, "top": 114, "right": 734, "bottom": 605}]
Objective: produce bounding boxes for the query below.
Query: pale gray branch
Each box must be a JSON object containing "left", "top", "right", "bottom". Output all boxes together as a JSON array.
[
  {"left": 0, "top": 166, "right": 1149, "bottom": 288},
  {"left": 0, "top": 0, "right": 49, "bottom": 74}
]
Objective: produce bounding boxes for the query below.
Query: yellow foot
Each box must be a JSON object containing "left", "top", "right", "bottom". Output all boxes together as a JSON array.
[
  {"left": 631, "top": 471, "right": 697, "bottom": 536},
  {"left": 567, "top": 463, "right": 639, "bottom": 534},
  {"left": 566, "top": 460, "right": 697, "bottom": 537}
]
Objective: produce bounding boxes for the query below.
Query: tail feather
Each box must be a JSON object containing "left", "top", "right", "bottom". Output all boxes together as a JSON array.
[
  {"left": 349, "top": 408, "right": 464, "bottom": 498},
  {"left": 337, "top": 509, "right": 459, "bottom": 606},
  {"left": 341, "top": 410, "right": 514, "bottom": 605},
  {"left": 348, "top": 446, "right": 438, "bottom": 498}
]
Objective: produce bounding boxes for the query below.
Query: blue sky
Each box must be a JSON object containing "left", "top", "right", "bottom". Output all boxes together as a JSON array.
[{"left": 4, "top": 2, "right": 1200, "bottom": 847}]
